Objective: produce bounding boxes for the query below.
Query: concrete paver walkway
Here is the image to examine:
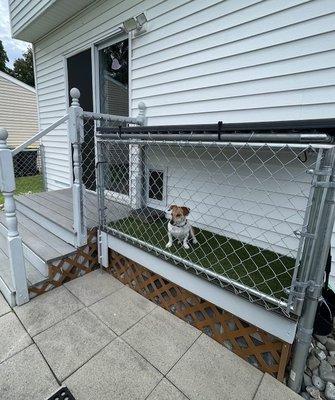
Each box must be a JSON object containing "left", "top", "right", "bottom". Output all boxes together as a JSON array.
[{"left": 0, "top": 269, "right": 302, "bottom": 400}]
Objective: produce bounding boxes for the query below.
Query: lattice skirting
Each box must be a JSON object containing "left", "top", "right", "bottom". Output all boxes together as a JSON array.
[
  {"left": 29, "top": 228, "right": 98, "bottom": 296},
  {"left": 107, "top": 249, "right": 291, "bottom": 381}
]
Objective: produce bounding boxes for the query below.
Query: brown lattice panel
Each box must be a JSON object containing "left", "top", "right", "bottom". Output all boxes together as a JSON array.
[
  {"left": 29, "top": 228, "right": 98, "bottom": 296},
  {"left": 107, "top": 249, "right": 291, "bottom": 381}
]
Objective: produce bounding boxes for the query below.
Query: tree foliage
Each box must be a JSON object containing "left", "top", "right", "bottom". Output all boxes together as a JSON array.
[
  {"left": 0, "top": 40, "right": 10, "bottom": 74},
  {"left": 12, "top": 47, "right": 35, "bottom": 87},
  {"left": 0, "top": 42, "right": 35, "bottom": 87}
]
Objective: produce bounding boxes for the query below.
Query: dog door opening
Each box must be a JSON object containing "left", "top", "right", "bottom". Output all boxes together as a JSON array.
[{"left": 148, "top": 169, "right": 164, "bottom": 201}]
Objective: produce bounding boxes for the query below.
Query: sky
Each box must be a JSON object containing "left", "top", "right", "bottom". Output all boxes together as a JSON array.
[{"left": 0, "top": 0, "right": 29, "bottom": 68}]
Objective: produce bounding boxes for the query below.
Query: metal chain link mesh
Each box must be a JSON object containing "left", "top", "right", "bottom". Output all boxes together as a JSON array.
[
  {"left": 79, "top": 113, "right": 327, "bottom": 315},
  {"left": 0, "top": 144, "right": 46, "bottom": 208},
  {"left": 95, "top": 135, "right": 322, "bottom": 315},
  {"left": 81, "top": 116, "right": 126, "bottom": 223}
]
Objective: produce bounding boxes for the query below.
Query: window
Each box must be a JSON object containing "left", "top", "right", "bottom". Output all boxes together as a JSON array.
[
  {"left": 99, "top": 38, "right": 129, "bottom": 116},
  {"left": 98, "top": 37, "right": 129, "bottom": 196},
  {"left": 146, "top": 167, "right": 167, "bottom": 205}
]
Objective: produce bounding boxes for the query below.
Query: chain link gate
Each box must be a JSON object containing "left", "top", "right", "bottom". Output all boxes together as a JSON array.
[
  {"left": 85, "top": 120, "right": 335, "bottom": 317},
  {"left": 77, "top": 111, "right": 335, "bottom": 391}
]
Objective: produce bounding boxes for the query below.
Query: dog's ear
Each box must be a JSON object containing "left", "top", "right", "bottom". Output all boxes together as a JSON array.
[
  {"left": 181, "top": 207, "right": 190, "bottom": 216},
  {"left": 169, "top": 204, "right": 177, "bottom": 211}
]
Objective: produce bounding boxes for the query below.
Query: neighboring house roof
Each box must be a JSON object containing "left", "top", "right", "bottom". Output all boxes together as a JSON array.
[
  {"left": 0, "top": 71, "right": 38, "bottom": 149},
  {"left": 0, "top": 71, "right": 36, "bottom": 93}
]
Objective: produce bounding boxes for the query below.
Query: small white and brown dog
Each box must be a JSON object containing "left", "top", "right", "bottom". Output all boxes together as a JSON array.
[{"left": 166, "top": 205, "right": 197, "bottom": 249}]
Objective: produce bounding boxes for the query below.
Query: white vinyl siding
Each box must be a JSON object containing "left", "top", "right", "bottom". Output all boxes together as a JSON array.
[
  {"left": 130, "top": 0, "right": 335, "bottom": 124},
  {"left": 32, "top": 0, "right": 335, "bottom": 268},
  {"left": 34, "top": 0, "right": 335, "bottom": 190},
  {"left": 0, "top": 74, "right": 38, "bottom": 148}
]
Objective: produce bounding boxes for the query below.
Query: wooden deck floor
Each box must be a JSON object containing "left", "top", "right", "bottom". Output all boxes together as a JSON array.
[
  {"left": 15, "top": 188, "right": 101, "bottom": 231},
  {"left": 0, "top": 187, "right": 131, "bottom": 303}
]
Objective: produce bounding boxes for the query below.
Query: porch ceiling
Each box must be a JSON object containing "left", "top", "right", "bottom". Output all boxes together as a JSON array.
[{"left": 13, "top": 0, "right": 96, "bottom": 42}]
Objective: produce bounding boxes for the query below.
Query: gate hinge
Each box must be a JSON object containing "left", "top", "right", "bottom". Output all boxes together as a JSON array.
[
  {"left": 307, "top": 169, "right": 333, "bottom": 177},
  {"left": 293, "top": 230, "right": 315, "bottom": 239},
  {"left": 286, "top": 279, "right": 322, "bottom": 316}
]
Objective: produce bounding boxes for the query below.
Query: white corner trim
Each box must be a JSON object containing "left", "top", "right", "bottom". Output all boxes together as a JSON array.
[
  {"left": 0, "top": 71, "right": 36, "bottom": 93},
  {"left": 107, "top": 234, "right": 298, "bottom": 343}
]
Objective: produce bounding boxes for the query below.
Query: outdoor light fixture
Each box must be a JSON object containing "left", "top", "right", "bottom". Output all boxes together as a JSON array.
[{"left": 122, "top": 13, "right": 147, "bottom": 34}]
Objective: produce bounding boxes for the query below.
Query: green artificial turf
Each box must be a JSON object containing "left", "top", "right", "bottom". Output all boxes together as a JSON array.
[
  {"left": 0, "top": 174, "right": 44, "bottom": 205},
  {"left": 111, "top": 216, "right": 295, "bottom": 300}
]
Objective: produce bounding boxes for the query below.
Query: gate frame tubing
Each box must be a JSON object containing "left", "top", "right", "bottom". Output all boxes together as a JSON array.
[{"left": 288, "top": 146, "right": 335, "bottom": 392}]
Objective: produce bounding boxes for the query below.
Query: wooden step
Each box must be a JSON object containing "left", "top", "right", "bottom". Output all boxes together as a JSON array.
[
  {"left": 0, "top": 246, "right": 48, "bottom": 306},
  {"left": 0, "top": 249, "right": 15, "bottom": 306},
  {"left": 0, "top": 211, "right": 76, "bottom": 262},
  {"left": 15, "top": 194, "right": 77, "bottom": 246},
  {"left": 0, "top": 234, "right": 48, "bottom": 283},
  {"left": 0, "top": 187, "right": 100, "bottom": 306}
]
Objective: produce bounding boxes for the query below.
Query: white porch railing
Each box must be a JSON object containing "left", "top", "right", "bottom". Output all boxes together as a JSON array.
[{"left": 0, "top": 88, "right": 145, "bottom": 306}]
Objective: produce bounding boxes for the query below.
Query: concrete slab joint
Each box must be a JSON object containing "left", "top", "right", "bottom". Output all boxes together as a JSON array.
[{"left": 0, "top": 270, "right": 303, "bottom": 400}]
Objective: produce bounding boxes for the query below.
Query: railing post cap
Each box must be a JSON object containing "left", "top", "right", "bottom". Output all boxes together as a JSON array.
[
  {"left": 138, "top": 101, "right": 146, "bottom": 112},
  {"left": 70, "top": 88, "right": 80, "bottom": 106},
  {"left": 0, "top": 128, "right": 8, "bottom": 141}
]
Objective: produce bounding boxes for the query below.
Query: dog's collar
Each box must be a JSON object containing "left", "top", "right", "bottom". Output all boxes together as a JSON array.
[{"left": 170, "top": 220, "right": 187, "bottom": 227}]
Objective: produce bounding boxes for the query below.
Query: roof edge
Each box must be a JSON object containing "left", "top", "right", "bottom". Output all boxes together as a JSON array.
[{"left": 0, "top": 71, "right": 35, "bottom": 93}]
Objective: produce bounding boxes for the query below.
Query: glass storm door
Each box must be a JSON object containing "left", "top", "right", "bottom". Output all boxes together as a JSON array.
[{"left": 98, "top": 38, "right": 130, "bottom": 198}]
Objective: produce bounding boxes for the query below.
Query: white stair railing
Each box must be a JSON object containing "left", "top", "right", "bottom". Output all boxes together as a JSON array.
[
  {"left": 0, "top": 88, "right": 146, "bottom": 304},
  {"left": 0, "top": 128, "right": 29, "bottom": 305},
  {"left": 68, "top": 88, "right": 87, "bottom": 247}
]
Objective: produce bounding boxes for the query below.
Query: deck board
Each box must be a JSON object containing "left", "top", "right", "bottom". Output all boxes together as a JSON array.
[
  {"left": 39, "top": 190, "right": 98, "bottom": 227},
  {"left": 15, "top": 194, "right": 74, "bottom": 232},
  {"left": 16, "top": 188, "right": 102, "bottom": 230},
  {"left": 0, "top": 212, "right": 76, "bottom": 263},
  {"left": 16, "top": 212, "right": 76, "bottom": 259},
  {"left": 50, "top": 189, "right": 100, "bottom": 227}
]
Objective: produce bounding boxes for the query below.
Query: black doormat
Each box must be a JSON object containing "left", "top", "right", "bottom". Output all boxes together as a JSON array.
[{"left": 48, "top": 387, "right": 75, "bottom": 400}]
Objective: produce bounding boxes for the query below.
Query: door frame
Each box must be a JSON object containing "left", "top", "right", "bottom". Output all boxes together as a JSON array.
[
  {"left": 64, "top": 46, "right": 93, "bottom": 186},
  {"left": 63, "top": 31, "right": 132, "bottom": 200}
]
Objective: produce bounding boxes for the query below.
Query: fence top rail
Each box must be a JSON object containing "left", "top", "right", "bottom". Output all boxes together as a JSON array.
[
  {"left": 97, "top": 118, "right": 335, "bottom": 134},
  {"left": 12, "top": 114, "right": 69, "bottom": 156},
  {"left": 82, "top": 109, "right": 145, "bottom": 126},
  {"left": 96, "top": 136, "right": 334, "bottom": 150},
  {"left": 97, "top": 126, "right": 334, "bottom": 145}
]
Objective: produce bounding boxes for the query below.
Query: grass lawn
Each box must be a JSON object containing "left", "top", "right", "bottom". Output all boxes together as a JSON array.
[
  {"left": 111, "top": 216, "right": 295, "bottom": 300},
  {"left": 0, "top": 174, "right": 44, "bottom": 205}
]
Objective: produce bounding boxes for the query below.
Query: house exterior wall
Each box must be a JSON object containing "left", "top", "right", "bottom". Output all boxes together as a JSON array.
[
  {"left": 33, "top": 0, "right": 335, "bottom": 189},
  {"left": 0, "top": 73, "right": 38, "bottom": 148},
  {"left": 31, "top": 0, "right": 335, "bottom": 268}
]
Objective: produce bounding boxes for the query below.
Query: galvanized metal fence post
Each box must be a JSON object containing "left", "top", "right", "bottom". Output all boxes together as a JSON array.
[
  {"left": 68, "top": 88, "right": 87, "bottom": 247},
  {"left": 96, "top": 137, "right": 108, "bottom": 268},
  {"left": 288, "top": 146, "right": 335, "bottom": 392},
  {"left": 0, "top": 128, "right": 29, "bottom": 305},
  {"left": 129, "top": 102, "right": 146, "bottom": 209}
]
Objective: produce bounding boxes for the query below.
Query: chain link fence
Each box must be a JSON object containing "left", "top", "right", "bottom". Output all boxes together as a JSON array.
[
  {"left": 0, "top": 145, "right": 45, "bottom": 209},
  {"left": 92, "top": 129, "right": 328, "bottom": 315},
  {"left": 80, "top": 115, "right": 128, "bottom": 226}
]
